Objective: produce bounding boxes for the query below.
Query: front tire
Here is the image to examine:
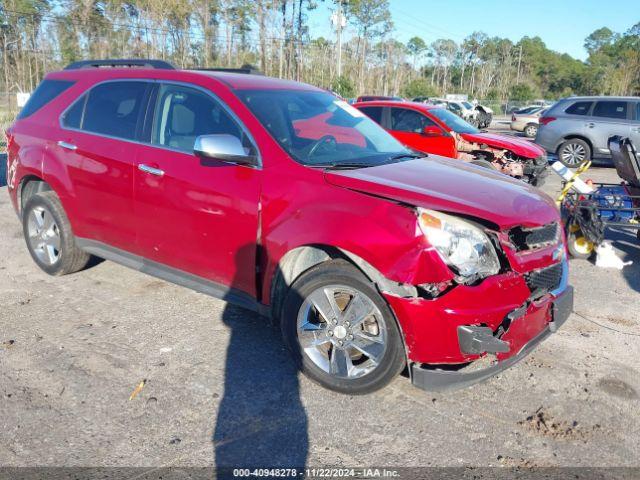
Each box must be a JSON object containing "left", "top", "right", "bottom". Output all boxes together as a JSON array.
[
  {"left": 22, "top": 191, "right": 91, "bottom": 275},
  {"left": 281, "top": 260, "right": 406, "bottom": 394},
  {"left": 524, "top": 124, "right": 538, "bottom": 138},
  {"left": 557, "top": 139, "right": 591, "bottom": 167}
]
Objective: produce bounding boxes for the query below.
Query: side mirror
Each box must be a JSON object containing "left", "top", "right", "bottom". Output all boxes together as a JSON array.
[
  {"left": 194, "top": 134, "right": 258, "bottom": 167},
  {"left": 422, "top": 126, "right": 443, "bottom": 137}
]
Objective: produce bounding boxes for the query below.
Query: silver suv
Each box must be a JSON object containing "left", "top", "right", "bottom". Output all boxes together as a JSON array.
[{"left": 536, "top": 96, "right": 640, "bottom": 167}]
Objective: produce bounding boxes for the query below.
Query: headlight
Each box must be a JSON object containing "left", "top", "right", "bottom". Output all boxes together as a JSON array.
[{"left": 417, "top": 208, "right": 500, "bottom": 281}]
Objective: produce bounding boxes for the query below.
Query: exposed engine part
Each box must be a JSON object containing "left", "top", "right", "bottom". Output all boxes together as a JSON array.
[{"left": 453, "top": 133, "right": 547, "bottom": 185}]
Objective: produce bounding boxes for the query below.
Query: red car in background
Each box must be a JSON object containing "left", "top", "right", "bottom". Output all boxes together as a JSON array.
[{"left": 354, "top": 101, "right": 549, "bottom": 186}]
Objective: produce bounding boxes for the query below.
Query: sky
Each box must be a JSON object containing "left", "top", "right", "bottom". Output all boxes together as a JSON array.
[{"left": 306, "top": 0, "right": 639, "bottom": 61}]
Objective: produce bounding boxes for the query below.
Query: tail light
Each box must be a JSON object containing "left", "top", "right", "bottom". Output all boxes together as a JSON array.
[
  {"left": 511, "top": 115, "right": 516, "bottom": 121},
  {"left": 539, "top": 117, "right": 556, "bottom": 126}
]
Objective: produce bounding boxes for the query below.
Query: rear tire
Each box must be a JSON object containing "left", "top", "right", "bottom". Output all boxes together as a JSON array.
[
  {"left": 281, "top": 260, "right": 406, "bottom": 395},
  {"left": 557, "top": 139, "right": 591, "bottom": 168},
  {"left": 22, "top": 191, "right": 91, "bottom": 276}
]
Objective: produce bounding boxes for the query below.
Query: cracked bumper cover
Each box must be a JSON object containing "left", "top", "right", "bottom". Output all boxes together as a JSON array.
[{"left": 410, "top": 285, "right": 573, "bottom": 391}]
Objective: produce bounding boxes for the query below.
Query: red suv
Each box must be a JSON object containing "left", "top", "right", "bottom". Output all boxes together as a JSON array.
[
  {"left": 5, "top": 60, "right": 572, "bottom": 394},
  {"left": 354, "top": 101, "right": 549, "bottom": 186}
]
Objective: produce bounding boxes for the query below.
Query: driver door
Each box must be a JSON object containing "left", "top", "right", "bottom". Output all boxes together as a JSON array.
[
  {"left": 388, "top": 107, "right": 456, "bottom": 158},
  {"left": 133, "top": 82, "right": 261, "bottom": 296}
]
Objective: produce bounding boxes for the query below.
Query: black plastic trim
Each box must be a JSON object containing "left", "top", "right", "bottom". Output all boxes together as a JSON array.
[
  {"left": 64, "top": 59, "right": 175, "bottom": 70},
  {"left": 75, "top": 238, "right": 269, "bottom": 316}
]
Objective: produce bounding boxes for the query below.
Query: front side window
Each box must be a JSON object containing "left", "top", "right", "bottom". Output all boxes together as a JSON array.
[
  {"left": 429, "top": 107, "right": 479, "bottom": 134},
  {"left": 18, "top": 79, "right": 75, "bottom": 119},
  {"left": 81, "top": 82, "right": 148, "bottom": 140},
  {"left": 390, "top": 108, "right": 436, "bottom": 133},
  {"left": 237, "top": 89, "right": 410, "bottom": 167},
  {"left": 593, "top": 101, "right": 628, "bottom": 120},
  {"left": 152, "top": 84, "right": 252, "bottom": 154},
  {"left": 565, "top": 101, "right": 593, "bottom": 116}
]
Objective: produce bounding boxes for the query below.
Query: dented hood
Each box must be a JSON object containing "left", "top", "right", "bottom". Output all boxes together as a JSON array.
[
  {"left": 459, "top": 132, "right": 545, "bottom": 158},
  {"left": 324, "top": 157, "right": 559, "bottom": 229}
]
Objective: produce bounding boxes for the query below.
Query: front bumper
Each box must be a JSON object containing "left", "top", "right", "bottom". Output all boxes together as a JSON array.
[
  {"left": 383, "top": 259, "right": 573, "bottom": 391},
  {"left": 410, "top": 286, "right": 573, "bottom": 391}
]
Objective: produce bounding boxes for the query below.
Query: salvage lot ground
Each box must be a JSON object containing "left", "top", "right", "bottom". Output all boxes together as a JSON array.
[{"left": 1, "top": 164, "right": 639, "bottom": 469}]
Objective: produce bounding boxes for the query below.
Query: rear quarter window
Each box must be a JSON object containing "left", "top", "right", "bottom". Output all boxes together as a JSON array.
[
  {"left": 17, "top": 79, "right": 75, "bottom": 119},
  {"left": 564, "top": 101, "right": 593, "bottom": 116}
]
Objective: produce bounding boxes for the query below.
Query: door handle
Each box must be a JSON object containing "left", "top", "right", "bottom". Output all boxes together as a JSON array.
[
  {"left": 57, "top": 141, "right": 77, "bottom": 150},
  {"left": 585, "top": 122, "right": 595, "bottom": 128},
  {"left": 138, "top": 164, "right": 165, "bottom": 176}
]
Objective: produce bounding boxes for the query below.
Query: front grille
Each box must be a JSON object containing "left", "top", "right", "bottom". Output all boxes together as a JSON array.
[
  {"left": 509, "top": 223, "right": 559, "bottom": 251},
  {"left": 525, "top": 262, "right": 563, "bottom": 297}
]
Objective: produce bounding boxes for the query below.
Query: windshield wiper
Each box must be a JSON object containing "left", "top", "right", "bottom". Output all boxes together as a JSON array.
[
  {"left": 387, "top": 152, "right": 427, "bottom": 162},
  {"left": 309, "top": 161, "right": 375, "bottom": 170}
]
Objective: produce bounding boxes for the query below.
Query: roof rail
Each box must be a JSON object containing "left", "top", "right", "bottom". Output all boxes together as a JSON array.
[
  {"left": 64, "top": 59, "right": 175, "bottom": 70},
  {"left": 194, "top": 65, "right": 263, "bottom": 75}
]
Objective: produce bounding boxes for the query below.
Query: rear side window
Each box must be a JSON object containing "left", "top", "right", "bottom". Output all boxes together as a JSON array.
[
  {"left": 593, "top": 101, "right": 628, "bottom": 120},
  {"left": 17, "top": 79, "right": 75, "bottom": 119},
  {"left": 358, "top": 106, "right": 383, "bottom": 124},
  {"left": 564, "top": 101, "right": 593, "bottom": 116},
  {"left": 636, "top": 103, "right": 640, "bottom": 121},
  {"left": 81, "top": 82, "right": 148, "bottom": 140}
]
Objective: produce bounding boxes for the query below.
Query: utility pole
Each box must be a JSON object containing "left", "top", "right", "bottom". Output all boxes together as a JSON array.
[
  {"left": 516, "top": 44, "right": 523, "bottom": 84},
  {"left": 331, "top": 2, "right": 347, "bottom": 78}
]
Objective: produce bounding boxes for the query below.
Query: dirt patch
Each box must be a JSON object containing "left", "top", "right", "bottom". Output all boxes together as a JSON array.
[
  {"left": 604, "top": 316, "right": 637, "bottom": 328},
  {"left": 497, "top": 455, "right": 540, "bottom": 468},
  {"left": 519, "top": 407, "right": 601, "bottom": 442},
  {"left": 597, "top": 377, "right": 638, "bottom": 400}
]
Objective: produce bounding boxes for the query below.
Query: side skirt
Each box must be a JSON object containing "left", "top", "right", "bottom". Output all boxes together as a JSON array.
[{"left": 76, "top": 238, "right": 270, "bottom": 317}]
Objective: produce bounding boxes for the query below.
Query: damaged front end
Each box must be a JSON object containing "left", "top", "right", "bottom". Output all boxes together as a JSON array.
[
  {"left": 382, "top": 214, "right": 573, "bottom": 392},
  {"left": 454, "top": 133, "right": 548, "bottom": 186}
]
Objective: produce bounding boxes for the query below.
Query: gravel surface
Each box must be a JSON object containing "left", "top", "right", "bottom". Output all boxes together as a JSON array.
[{"left": 0, "top": 166, "right": 639, "bottom": 469}]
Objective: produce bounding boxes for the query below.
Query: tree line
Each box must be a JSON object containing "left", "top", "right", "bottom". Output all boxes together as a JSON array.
[{"left": 1, "top": 0, "right": 639, "bottom": 111}]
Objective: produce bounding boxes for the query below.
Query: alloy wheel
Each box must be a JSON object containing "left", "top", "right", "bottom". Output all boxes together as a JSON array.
[
  {"left": 561, "top": 142, "right": 586, "bottom": 166},
  {"left": 27, "top": 206, "right": 61, "bottom": 265},
  {"left": 296, "top": 285, "right": 387, "bottom": 379}
]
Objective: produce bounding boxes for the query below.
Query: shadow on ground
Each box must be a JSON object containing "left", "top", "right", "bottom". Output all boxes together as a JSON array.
[
  {"left": 213, "top": 248, "right": 308, "bottom": 471},
  {"left": 608, "top": 227, "right": 640, "bottom": 293}
]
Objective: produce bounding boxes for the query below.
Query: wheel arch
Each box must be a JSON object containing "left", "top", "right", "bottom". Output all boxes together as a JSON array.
[
  {"left": 18, "top": 175, "right": 52, "bottom": 217},
  {"left": 559, "top": 135, "right": 593, "bottom": 154},
  {"left": 268, "top": 244, "right": 416, "bottom": 324}
]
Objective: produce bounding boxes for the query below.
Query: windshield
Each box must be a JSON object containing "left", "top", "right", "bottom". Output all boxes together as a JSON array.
[
  {"left": 429, "top": 107, "right": 479, "bottom": 134},
  {"left": 237, "top": 89, "right": 411, "bottom": 167},
  {"left": 462, "top": 102, "right": 474, "bottom": 109}
]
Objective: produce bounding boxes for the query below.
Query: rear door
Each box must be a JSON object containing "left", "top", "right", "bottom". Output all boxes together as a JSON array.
[
  {"left": 57, "top": 80, "right": 151, "bottom": 250},
  {"left": 133, "top": 82, "right": 261, "bottom": 295},
  {"left": 388, "top": 107, "right": 455, "bottom": 157},
  {"left": 589, "top": 100, "right": 632, "bottom": 157}
]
